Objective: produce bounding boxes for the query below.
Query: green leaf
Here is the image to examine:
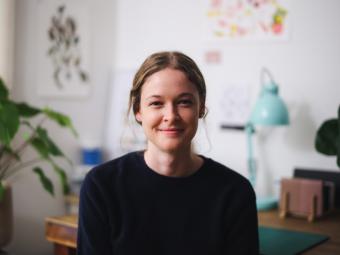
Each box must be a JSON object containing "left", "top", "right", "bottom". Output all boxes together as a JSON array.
[
  {"left": 315, "top": 119, "right": 338, "bottom": 155},
  {"left": 34, "top": 127, "right": 73, "bottom": 166},
  {"left": 0, "top": 182, "right": 4, "bottom": 201},
  {"left": 0, "top": 77, "right": 9, "bottom": 100},
  {"left": 33, "top": 167, "right": 54, "bottom": 196},
  {"left": 36, "top": 127, "right": 64, "bottom": 157},
  {"left": 14, "top": 102, "right": 41, "bottom": 117},
  {"left": 42, "top": 108, "right": 77, "bottom": 136},
  {"left": 51, "top": 163, "right": 70, "bottom": 195},
  {"left": 30, "top": 137, "right": 50, "bottom": 159},
  {"left": 0, "top": 100, "right": 20, "bottom": 146}
]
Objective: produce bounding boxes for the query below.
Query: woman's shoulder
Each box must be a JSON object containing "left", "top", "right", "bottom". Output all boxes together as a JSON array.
[
  {"left": 202, "top": 157, "right": 256, "bottom": 204},
  {"left": 84, "top": 151, "right": 141, "bottom": 184},
  {"left": 202, "top": 156, "right": 253, "bottom": 190}
]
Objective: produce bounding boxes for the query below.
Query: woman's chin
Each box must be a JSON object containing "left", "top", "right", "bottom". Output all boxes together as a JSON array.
[{"left": 154, "top": 141, "right": 191, "bottom": 153}]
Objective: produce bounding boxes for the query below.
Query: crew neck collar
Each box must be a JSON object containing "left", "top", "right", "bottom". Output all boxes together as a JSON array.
[{"left": 134, "top": 150, "right": 207, "bottom": 181}]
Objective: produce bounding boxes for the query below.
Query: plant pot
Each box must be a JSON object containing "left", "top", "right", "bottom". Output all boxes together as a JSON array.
[{"left": 0, "top": 184, "right": 13, "bottom": 248}]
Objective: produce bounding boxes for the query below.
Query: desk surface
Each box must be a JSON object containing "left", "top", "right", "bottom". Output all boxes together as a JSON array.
[
  {"left": 258, "top": 210, "right": 340, "bottom": 254},
  {"left": 45, "top": 210, "right": 340, "bottom": 255}
]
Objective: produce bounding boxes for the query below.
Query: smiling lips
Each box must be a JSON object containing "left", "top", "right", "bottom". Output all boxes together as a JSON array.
[{"left": 158, "top": 127, "right": 184, "bottom": 136}]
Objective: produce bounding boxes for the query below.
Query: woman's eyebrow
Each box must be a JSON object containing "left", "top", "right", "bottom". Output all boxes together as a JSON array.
[
  {"left": 177, "top": 92, "right": 194, "bottom": 98},
  {"left": 145, "top": 95, "right": 162, "bottom": 100},
  {"left": 145, "top": 93, "right": 195, "bottom": 101}
]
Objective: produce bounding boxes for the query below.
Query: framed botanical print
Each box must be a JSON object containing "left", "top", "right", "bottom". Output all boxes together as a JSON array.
[{"left": 35, "top": 0, "right": 92, "bottom": 98}]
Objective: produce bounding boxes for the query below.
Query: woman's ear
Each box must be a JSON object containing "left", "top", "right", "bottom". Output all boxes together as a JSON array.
[
  {"left": 199, "top": 104, "right": 205, "bottom": 118},
  {"left": 135, "top": 112, "right": 142, "bottom": 123}
]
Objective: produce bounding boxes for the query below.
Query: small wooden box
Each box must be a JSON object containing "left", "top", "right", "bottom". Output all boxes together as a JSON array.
[{"left": 279, "top": 178, "right": 335, "bottom": 222}]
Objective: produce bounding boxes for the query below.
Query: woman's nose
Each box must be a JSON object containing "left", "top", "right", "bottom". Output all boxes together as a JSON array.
[{"left": 163, "top": 104, "right": 179, "bottom": 122}]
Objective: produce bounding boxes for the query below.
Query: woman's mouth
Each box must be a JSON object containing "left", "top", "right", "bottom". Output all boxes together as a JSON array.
[{"left": 158, "top": 128, "right": 184, "bottom": 135}]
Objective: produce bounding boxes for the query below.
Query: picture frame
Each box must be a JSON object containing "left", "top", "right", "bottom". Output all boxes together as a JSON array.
[
  {"left": 206, "top": 0, "right": 291, "bottom": 42},
  {"left": 35, "top": 0, "right": 92, "bottom": 98}
]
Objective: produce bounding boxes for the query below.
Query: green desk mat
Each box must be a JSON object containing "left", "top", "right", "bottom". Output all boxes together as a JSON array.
[{"left": 259, "top": 226, "right": 329, "bottom": 255}]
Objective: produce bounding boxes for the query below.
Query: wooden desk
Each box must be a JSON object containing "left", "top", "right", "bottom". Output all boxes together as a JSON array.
[
  {"left": 45, "top": 210, "right": 340, "bottom": 255},
  {"left": 45, "top": 215, "right": 77, "bottom": 255}
]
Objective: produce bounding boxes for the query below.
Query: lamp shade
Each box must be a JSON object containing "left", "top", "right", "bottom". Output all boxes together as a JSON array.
[{"left": 250, "top": 82, "right": 289, "bottom": 126}]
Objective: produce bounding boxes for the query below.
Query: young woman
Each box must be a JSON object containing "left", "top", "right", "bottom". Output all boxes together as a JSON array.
[{"left": 77, "top": 51, "right": 259, "bottom": 255}]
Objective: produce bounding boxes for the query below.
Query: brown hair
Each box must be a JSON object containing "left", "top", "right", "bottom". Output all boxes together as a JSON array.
[{"left": 128, "top": 51, "right": 207, "bottom": 123}]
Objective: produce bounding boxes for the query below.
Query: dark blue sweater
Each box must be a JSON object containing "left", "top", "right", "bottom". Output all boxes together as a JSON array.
[{"left": 77, "top": 151, "right": 259, "bottom": 254}]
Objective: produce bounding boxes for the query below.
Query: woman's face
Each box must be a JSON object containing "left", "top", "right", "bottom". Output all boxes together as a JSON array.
[{"left": 136, "top": 68, "right": 202, "bottom": 153}]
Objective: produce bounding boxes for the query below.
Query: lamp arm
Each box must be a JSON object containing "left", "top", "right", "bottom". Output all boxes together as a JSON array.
[
  {"left": 261, "top": 67, "right": 276, "bottom": 86},
  {"left": 246, "top": 123, "right": 256, "bottom": 188}
]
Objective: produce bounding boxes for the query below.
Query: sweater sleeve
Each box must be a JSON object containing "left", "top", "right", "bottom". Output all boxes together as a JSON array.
[
  {"left": 223, "top": 183, "right": 259, "bottom": 255},
  {"left": 77, "top": 170, "right": 113, "bottom": 255}
]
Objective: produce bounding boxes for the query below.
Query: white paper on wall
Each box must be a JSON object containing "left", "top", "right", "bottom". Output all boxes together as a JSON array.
[{"left": 218, "top": 83, "right": 250, "bottom": 126}]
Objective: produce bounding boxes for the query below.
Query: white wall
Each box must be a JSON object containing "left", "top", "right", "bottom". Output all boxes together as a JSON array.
[
  {"left": 112, "top": 0, "right": 340, "bottom": 193},
  {"left": 0, "top": 0, "right": 15, "bottom": 88},
  {"left": 9, "top": 0, "right": 340, "bottom": 254}
]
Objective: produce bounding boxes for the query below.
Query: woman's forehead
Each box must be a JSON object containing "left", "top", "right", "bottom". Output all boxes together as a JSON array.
[{"left": 142, "top": 68, "right": 198, "bottom": 94}]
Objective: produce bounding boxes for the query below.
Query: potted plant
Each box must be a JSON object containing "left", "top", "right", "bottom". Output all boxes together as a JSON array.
[
  {"left": 0, "top": 76, "right": 77, "bottom": 247},
  {"left": 315, "top": 104, "right": 340, "bottom": 168}
]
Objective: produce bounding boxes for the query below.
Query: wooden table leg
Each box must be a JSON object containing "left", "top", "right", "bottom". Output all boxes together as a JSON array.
[{"left": 54, "top": 244, "right": 76, "bottom": 255}]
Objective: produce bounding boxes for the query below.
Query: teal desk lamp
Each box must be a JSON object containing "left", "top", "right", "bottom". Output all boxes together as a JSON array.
[{"left": 246, "top": 68, "right": 289, "bottom": 211}]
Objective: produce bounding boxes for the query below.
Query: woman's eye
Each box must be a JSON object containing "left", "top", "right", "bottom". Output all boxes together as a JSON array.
[
  {"left": 178, "top": 99, "right": 193, "bottom": 106},
  {"left": 149, "top": 101, "right": 163, "bottom": 107}
]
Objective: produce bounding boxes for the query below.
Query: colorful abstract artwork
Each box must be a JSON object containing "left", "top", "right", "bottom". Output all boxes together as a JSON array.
[{"left": 207, "top": 0, "right": 289, "bottom": 40}]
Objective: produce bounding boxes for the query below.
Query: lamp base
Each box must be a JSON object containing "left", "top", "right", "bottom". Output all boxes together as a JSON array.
[{"left": 256, "top": 196, "right": 278, "bottom": 211}]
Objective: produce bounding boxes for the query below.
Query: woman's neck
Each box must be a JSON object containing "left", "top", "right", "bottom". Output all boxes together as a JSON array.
[{"left": 144, "top": 145, "right": 203, "bottom": 177}]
